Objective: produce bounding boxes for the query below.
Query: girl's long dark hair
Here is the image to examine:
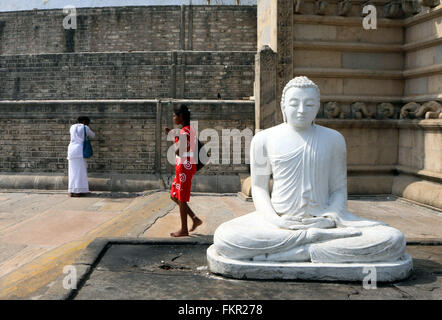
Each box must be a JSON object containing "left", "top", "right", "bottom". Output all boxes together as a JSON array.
[{"left": 173, "top": 104, "right": 191, "bottom": 126}]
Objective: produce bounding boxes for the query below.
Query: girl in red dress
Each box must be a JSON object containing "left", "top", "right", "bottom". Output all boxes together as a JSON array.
[{"left": 165, "top": 104, "right": 202, "bottom": 237}]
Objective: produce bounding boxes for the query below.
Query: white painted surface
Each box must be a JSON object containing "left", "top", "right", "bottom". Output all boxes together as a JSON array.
[
  {"left": 207, "top": 245, "right": 413, "bottom": 282},
  {"left": 209, "top": 77, "right": 411, "bottom": 280}
]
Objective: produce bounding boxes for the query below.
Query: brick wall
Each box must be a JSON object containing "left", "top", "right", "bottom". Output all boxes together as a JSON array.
[
  {"left": 160, "top": 103, "right": 254, "bottom": 174},
  {"left": 0, "top": 5, "right": 257, "bottom": 191},
  {"left": 187, "top": 6, "right": 257, "bottom": 51},
  {"left": 0, "top": 101, "right": 254, "bottom": 176},
  {"left": 0, "top": 51, "right": 255, "bottom": 100},
  {"left": 0, "top": 6, "right": 256, "bottom": 55},
  {"left": 0, "top": 102, "right": 157, "bottom": 174}
]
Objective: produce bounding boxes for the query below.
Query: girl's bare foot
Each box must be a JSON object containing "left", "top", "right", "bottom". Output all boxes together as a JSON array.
[
  {"left": 170, "top": 229, "right": 189, "bottom": 237},
  {"left": 189, "top": 217, "right": 203, "bottom": 232}
]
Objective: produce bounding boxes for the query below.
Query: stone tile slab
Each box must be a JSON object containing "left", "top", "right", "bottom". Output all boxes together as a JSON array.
[
  {"left": 347, "top": 197, "right": 442, "bottom": 241},
  {"left": 0, "top": 243, "right": 27, "bottom": 265},
  {"left": 70, "top": 242, "right": 442, "bottom": 300},
  {"left": 143, "top": 195, "right": 255, "bottom": 238},
  {"left": 144, "top": 195, "right": 442, "bottom": 241},
  {"left": 0, "top": 245, "right": 54, "bottom": 279},
  {"left": 0, "top": 210, "right": 119, "bottom": 246}
]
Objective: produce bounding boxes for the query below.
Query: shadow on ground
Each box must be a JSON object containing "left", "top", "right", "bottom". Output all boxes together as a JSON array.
[{"left": 64, "top": 242, "right": 442, "bottom": 300}]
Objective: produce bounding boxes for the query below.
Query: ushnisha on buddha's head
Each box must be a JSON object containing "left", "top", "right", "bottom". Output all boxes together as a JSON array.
[{"left": 281, "top": 76, "right": 320, "bottom": 129}]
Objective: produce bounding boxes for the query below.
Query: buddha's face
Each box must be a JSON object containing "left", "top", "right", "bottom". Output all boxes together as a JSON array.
[{"left": 283, "top": 87, "right": 320, "bottom": 129}]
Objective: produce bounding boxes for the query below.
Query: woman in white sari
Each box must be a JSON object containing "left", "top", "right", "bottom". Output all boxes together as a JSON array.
[{"left": 67, "top": 116, "right": 95, "bottom": 197}]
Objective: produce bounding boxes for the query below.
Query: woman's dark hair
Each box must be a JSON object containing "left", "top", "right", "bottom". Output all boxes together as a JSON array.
[
  {"left": 173, "top": 104, "right": 191, "bottom": 126},
  {"left": 77, "top": 116, "right": 90, "bottom": 125}
]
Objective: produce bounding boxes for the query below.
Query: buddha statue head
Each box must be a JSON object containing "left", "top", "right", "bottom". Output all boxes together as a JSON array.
[{"left": 281, "top": 76, "right": 320, "bottom": 129}]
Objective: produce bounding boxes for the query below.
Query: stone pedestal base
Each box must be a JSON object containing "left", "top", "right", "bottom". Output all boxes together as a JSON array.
[{"left": 207, "top": 245, "right": 413, "bottom": 282}]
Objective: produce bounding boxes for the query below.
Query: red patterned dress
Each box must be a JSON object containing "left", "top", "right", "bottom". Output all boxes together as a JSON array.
[{"left": 170, "top": 125, "right": 197, "bottom": 202}]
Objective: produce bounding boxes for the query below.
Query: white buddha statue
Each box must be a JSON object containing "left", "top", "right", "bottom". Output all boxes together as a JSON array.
[{"left": 211, "top": 77, "right": 407, "bottom": 265}]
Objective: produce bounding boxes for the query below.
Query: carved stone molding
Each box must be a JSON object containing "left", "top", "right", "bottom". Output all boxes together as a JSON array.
[
  {"left": 378, "top": 102, "right": 395, "bottom": 119},
  {"left": 421, "top": 0, "right": 440, "bottom": 8},
  {"left": 324, "top": 101, "right": 345, "bottom": 119},
  {"left": 338, "top": 0, "right": 353, "bottom": 16},
  {"left": 400, "top": 101, "right": 442, "bottom": 119},
  {"left": 317, "top": 101, "right": 442, "bottom": 120},
  {"left": 383, "top": 0, "right": 404, "bottom": 19},
  {"left": 352, "top": 102, "right": 373, "bottom": 119},
  {"left": 294, "top": 0, "right": 304, "bottom": 13},
  {"left": 289, "top": 0, "right": 438, "bottom": 17},
  {"left": 361, "top": 0, "right": 375, "bottom": 17},
  {"left": 418, "top": 101, "right": 442, "bottom": 119},
  {"left": 314, "top": 0, "right": 329, "bottom": 15},
  {"left": 401, "top": 0, "right": 421, "bottom": 14},
  {"left": 400, "top": 101, "right": 420, "bottom": 119}
]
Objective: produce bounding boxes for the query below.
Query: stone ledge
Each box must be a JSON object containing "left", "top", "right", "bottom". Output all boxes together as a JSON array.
[
  {"left": 347, "top": 165, "right": 442, "bottom": 184},
  {"left": 0, "top": 98, "right": 255, "bottom": 105},
  {"left": 396, "top": 166, "right": 442, "bottom": 182},
  {"left": 403, "top": 5, "right": 442, "bottom": 27},
  {"left": 0, "top": 173, "right": 164, "bottom": 192},
  {"left": 294, "top": 41, "right": 403, "bottom": 53},
  {"left": 293, "top": 14, "right": 403, "bottom": 27},
  {"left": 316, "top": 119, "right": 442, "bottom": 129},
  {"left": 0, "top": 173, "right": 244, "bottom": 193},
  {"left": 0, "top": 5, "right": 254, "bottom": 16},
  {"left": 295, "top": 67, "right": 403, "bottom": 79},
  {"left": 207, "top": 245, "right": 413, "bottom": 282},
  {"left": 191, "top": 174, "right": 243, "bottom": 193},
  {"left": 0, "top": 50, "right": 257, "bottom": 59},
  {"left": 402, "top": 94, "right": 442, "bottom": 103},
  {"left": 320, "top": 95, "right": 403, "bottom": 103},
  {"left": 294, "top": 64, "right": 442, "bottom": 79},
  {"left": 393, "top": 174, "right": 442, "bottom": 209},
  {"left": 293, "top": 35, "right": 442, "bottom": 54},
  {"left": 403, "top": 63, "right": 442, "bottom": 79},
  {"left": 403, "top": 36, "right": 442, "bottom": 52}
]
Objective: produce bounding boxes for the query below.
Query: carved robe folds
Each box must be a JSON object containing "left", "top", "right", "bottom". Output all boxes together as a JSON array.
[{"left": 214, "top": 125, "right": 406, "bottom": 263}]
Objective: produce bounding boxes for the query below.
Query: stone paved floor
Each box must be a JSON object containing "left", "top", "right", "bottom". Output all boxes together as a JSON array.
[
  {"left": 72, "top": 243, "right": 442, "bottom": 300},
  {"left": 0, "top": 191, "right": 441, "bottom": 299},
  {"left": 82, "top": 194, "right": 442, "bottom": 300},
  {"left": 145, "top": 194, "right": 442, "bottom": 241},
  {"left": 0, "top": 190, "right": 174, "bottom": 299}
]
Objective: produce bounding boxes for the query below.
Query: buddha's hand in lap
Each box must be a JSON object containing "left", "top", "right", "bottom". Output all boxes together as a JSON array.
[
  {"left": 301, "top": 217, "right": 336, "bottom": 229},
  {"left": 276, "top": 216, "right": 336, "bottom": 230}
]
